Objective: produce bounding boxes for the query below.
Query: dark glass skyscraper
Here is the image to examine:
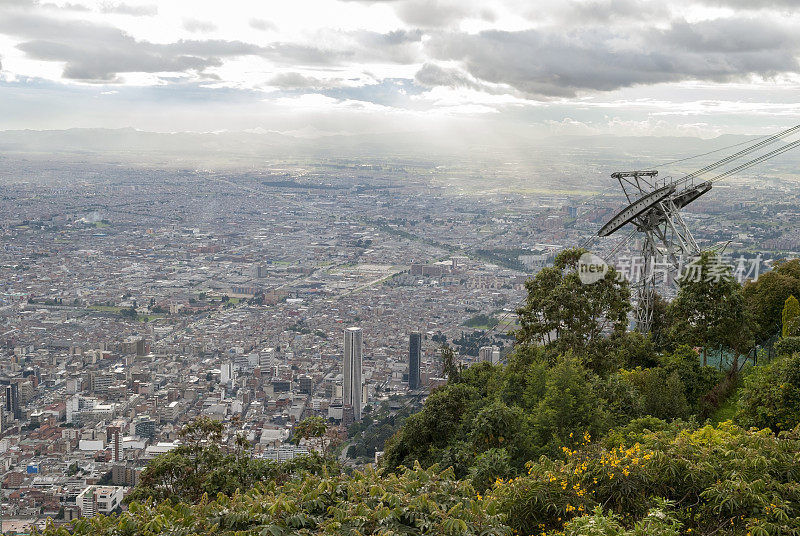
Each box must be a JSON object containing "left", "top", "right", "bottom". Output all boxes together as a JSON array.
[
  {"left": 409, "top": 332, "right": 421, "bottom": 390},
  {"left": 5, "top": 384, "right": 20, "bottom": 421}
]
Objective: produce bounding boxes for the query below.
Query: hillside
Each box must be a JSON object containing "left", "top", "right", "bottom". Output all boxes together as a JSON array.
[{"left": 41, "top": 251, "right": 800, "bottom": 536}]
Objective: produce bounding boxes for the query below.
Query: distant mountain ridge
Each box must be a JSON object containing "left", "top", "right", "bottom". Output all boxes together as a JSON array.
[{"left": 0, "top": 127, "right": 758, "bottom": 156}]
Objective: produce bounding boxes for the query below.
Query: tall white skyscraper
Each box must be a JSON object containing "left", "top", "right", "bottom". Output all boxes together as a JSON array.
[
  {"left": 343, "top": 327, "right": 363, "bottom": 421},
  {"left": 220, "top": 361, "right": 234, "bottom": 385}
]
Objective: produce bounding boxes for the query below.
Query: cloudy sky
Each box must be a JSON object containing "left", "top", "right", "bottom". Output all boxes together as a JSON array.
[{"left": 1, "top": 0, "right": 799, "bottom": 137}]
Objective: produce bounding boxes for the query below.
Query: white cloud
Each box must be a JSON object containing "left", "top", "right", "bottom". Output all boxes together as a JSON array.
[{"left": 1, "top": 0, "right": 800, "bottom": 134}]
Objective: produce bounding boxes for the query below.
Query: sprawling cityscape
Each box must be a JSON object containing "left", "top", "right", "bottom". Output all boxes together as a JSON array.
[
  {"left": 3, "top": 0, "right": 800, "bottom": 533},
  {"left": 0, "top": 143, "right": 798, "bottom": 527}
]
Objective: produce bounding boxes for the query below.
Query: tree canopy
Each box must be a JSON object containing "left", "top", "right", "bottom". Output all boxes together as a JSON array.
[{"left": 515, "top": 248, "right": 630, "bottom": 362}]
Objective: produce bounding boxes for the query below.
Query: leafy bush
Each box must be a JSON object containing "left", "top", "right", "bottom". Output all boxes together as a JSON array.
[
  {"left": 383, "top": 354, "right": 611, "bottom": 475},
  {"left": 619, "top": 367, "right": 690, "bottom": 421},
  {"left": 775, "top": 336, "right": 800, "bottom": 357},
  {"left": 562, "top": 504, "right": 681, "bottom": 536},
  {"left": 468, "top": 448, "right": 514, "bottom": 492},
  {"left": 737, "top": 352, "right": 800, "bottom": 432},
  {"left": 658, "top": 345, "right": 723, "bottom": 412},
  {"left": 44, "top": 465, "right": 511, "bottom": 536}
]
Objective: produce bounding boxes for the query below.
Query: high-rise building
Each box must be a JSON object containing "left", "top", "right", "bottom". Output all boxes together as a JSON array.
[
  {"left": 220, "top": 361, "right": 234, "bottom": 385},
  {"left": 5, "top": 384, "right": 20, "bottom": 421},
  {"left": 479, "top": 346, "right": 500, "bottom": 365},
  {"left": 299, "top": 375, "right": 313, "bottom": 395},
  {"left": 343, "top": 327, "right": 363, "bottom": 421},
  {"left": 409, "top": 332, "right": 421, "bottom": 390},
  {"left": 259, "top": 348, "right": 275, "bottom": 367},
  {"left": 107, "top": 423, "right": 122, "bottom": 463},
  {"left": 76, "top": 486, "right": 124, "bottom": 518}
]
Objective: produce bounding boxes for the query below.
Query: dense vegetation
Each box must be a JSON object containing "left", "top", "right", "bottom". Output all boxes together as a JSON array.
[
  {"left": 125, "top": 417, "right": 337, "bottom": 505},
  {"left": 345, "top": 399, "right": 420, "bottom": 461},
  {"left": 493, "top": 421, "right": 800, "bottom": 535},
  {"left": 41, "top": 250, "right": 800, "bottom": 536},
  {"left": 381, "top": 345, "right": 723, "bottom": 488},
  {"left": 47, "top": 464, "right": 512, "bottom": 536}
]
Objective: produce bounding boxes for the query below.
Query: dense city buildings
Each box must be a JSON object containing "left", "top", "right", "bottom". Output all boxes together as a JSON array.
[{"left": 0, "top": 142, "right": 796, "bottom": 531}]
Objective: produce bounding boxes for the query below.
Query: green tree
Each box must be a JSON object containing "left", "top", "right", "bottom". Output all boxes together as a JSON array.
[
  {"left": 649, "top": 292, "right": 671, "bottom": 350},
  {"left": 470, "top": 402, "right": 522, "bottom": 451},
  {"left": 667, "top": 252, "right": 751, "bottom": 369},
  {"left": 469, "top": 448, "right": 514, "bottom": 492},
  {"left": 532, "top": 355, "right": 609, "bottom": 454},
  {"left": 66, "top": 462, "right": 80, "bottom": 476},
  {"left": 782, "top": 295, "right": 800, "bottom": 338},
  {"left": 292, "top": 416, "right": 329, "bottom": 454},
  {"left": 382, "top": 383, "right": 480, "bottom": 470},
  {"left": 742, "top": 258, "right": 800, "bottom": 340},
  {"left": 658, "top": 345, "right": 722, "bottom": 413},
  {"left": 440, "top": 343, "right": 460, "bottom": 381},
  {"left": 516, "top": 248, "right": 631, "bottom": 369},
  {"left": 126, "top": 417, "right": 330, "bottom": 504},
  {"left": 620, "top": 367, "right": 689, "bottom": 421}
]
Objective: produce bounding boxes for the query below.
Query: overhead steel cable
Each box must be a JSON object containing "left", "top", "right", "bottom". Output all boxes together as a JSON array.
[
  {"left": 654, "top": 133, "right": 774, "bottom": 168},
  {"left": 707, "top": 137, "right": 800, "bottom": 184},
  {"left": 673, "top": 123, "right": 800, "bottom": 187}
]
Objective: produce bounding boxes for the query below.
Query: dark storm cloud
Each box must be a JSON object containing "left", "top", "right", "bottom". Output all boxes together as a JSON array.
[
  {"left": 424, "top": 17, "right": 800, "bottom": 98},
  {"left": 352, "top": 29, "right": 423, "bottom": 63}
]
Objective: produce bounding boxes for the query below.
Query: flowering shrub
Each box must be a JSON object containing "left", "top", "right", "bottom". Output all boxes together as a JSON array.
[{"left": 489, "top": 422, "right": 800, "bottom": 536}]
